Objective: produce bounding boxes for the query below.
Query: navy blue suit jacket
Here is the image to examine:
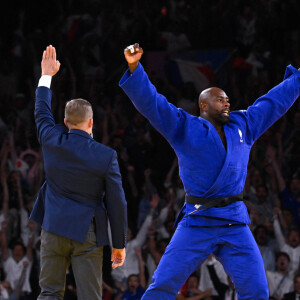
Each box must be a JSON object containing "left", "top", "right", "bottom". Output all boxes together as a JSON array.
[{"left": 30, "top": 86, "right": 127, "bottom": 248}]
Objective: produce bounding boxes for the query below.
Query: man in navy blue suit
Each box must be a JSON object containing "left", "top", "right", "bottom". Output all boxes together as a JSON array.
[{"left": 30, "top": 45, "right": 127, "bottom": 300}]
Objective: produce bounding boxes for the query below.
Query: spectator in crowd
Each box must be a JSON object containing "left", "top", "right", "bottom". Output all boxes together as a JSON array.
[
  {"left": 245, "top": 183, "right": 278, "bottom": 232},
  {"left": 111, "top": 192, "right": 158, "bottom": 287},
  {"left": 272, "top": 157, "right": 300, "bottom": 226},
  {"left": 176, "top": 273, "right": 212, "bottom": 300},
  {"left": 273, "top": 210, "right": 300, "bottom": 275},
  {"left": 198, "top": 255, "right": 228, "bottom": 299},
  {"left": 253, "top": 224, "right": 276, "bottom": 272},
  {"left": 1, "top": 220, "right": 34, "bottom": 300},
  {"left": 160, "top": 22, "right": 191, "bottom": 52},
  {"left": 273, "top": 207, "right": 296, "bottom": 237},
  {"left": 266, "top": 252, "right": 294, "bottom": 299},
  {"left": 115, "top": 248, "right": 146, "bottom": 300},
  {"left": 19, "top": 149, "right": 42, "bottom": 195},
  {"left": 164, "top": 158, "right": 185, "bottom": 213},
  {"left": 146, "top": 222, "right": 170, "bottom": 283},
  {"left": 0, "top": 171, "right": 9, "bottom": 234},
  {"left": 115, "top": 274, "right": 145, "bottom": 300},
  {"left": 206, "top": 262, "right": 238, "bottom": 300},
  {"left": 283, "top": 274, "right": 300, "bottom": 300},
  {"left": 236, "top": 5, "right": 257, "bottom": 53},
  {"left": 246, "top": 185, "right": 277, "bottom": 222}
]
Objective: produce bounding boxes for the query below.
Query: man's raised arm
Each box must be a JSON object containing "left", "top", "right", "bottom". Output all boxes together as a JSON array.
[
  {"left": 35, "top": 45, "right": 61, "bottom": 144},
  {"left": 120, "top": 43, "right": 183, "bottom": 143},
  {"left": 243, "top": 65, "right": 300, "bottom": 144}
]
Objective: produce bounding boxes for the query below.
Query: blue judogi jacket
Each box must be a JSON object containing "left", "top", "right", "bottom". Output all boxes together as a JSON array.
[
  {"left": 120, "top": 63, "right": 300, "bottom": 226},
  {"left": 30, "top": 87, "right": 127, "bottom": 248}
]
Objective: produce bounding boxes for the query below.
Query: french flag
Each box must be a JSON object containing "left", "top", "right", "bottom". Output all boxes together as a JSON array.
[
  {"left": 146, "top": 50, "right": 230, "bottom": 93},
  {"left": 171, "top": 58, "right": 215, "bottom": 92}
]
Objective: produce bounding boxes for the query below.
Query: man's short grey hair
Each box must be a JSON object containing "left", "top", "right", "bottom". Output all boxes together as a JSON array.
[{"left": 65, "top": 98, "right": 93, "bottom": 125}]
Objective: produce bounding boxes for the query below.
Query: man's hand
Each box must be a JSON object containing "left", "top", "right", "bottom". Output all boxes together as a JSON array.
[
  {"left": 41, "top": 45, "right": 61, "bottom": 76},
  {"left": 124, "top": 43, "right": 143, "bottom": 73},
  {"left": 111, "top": 248, "right": 126, "bottom": 269}
]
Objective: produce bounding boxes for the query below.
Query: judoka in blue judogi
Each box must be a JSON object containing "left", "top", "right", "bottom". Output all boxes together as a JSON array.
[{"left": 120, "top": 44, "right": 300, "bottom": 300}]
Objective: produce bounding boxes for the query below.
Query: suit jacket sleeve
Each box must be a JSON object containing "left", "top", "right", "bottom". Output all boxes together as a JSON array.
[
  {"left": 244, "top": 65, "right": 300, "bottom": 143},
  {"left": 105, "top": 151, "right": 127, "bottom": 249},
  {"left": 34, "top": 86, "right": 55, "bottom": 144}
]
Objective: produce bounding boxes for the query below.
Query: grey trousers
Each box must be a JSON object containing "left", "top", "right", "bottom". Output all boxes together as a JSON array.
[{"left": 38, "top": 222, "right": 103, "bottom": 300}]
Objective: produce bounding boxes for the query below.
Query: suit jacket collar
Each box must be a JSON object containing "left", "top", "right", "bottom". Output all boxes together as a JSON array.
[{"left": 69, "top": 129, "right": 93, "bottom": 139}]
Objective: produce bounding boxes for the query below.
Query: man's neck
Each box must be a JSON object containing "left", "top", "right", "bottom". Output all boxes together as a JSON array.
[
  {"left": 201, "top": 115, "right": 223, "bottom": 133},
  {"left": 68, "top": 126, "right": 91, "bottom": 135}
]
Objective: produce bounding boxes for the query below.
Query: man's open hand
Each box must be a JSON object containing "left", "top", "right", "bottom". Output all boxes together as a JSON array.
[
  {"left": 41, "top": 45, "right": 61, "bottom": 76},
  {"left": 111, "top": 248, "right": 126, "bottom": 269},
  {"left": 124, "top": 43, "right": 143, "bottom": 73}
]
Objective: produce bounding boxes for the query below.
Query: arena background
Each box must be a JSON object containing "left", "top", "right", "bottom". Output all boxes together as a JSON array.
[{"left": 0, "top": 0, "right": 299, "bottom": 299}]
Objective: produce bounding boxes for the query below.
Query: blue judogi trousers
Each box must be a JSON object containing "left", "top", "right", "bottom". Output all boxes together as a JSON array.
[{"left": 142, "top": 218, "right": 269, "bottom": 300}]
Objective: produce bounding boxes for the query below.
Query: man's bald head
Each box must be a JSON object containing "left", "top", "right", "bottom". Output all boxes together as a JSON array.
[
  {"left": 198, "top": 87, "right": 226, "bottom": 109},
  {"left": 198, "top": 87, "right": 230, "bottom": 126}
]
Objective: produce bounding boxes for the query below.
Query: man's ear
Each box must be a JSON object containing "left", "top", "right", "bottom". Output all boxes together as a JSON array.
[
  {"left": 88, "top": 118, "right": 93, "bottom": 129},
  {"left": 64, "top": 119, "right": 69, "bottom": 129},
  {"left": 199, "top": 102, "right": 207, "bottom": 112}
]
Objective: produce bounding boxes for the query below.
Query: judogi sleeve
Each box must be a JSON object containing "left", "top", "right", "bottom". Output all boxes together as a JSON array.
[
  {"left": 119, "top": 63, "right": 184, "bottom": 143},
  {"left": 243, "top": 65, "right": 300, "bottom": 143}
]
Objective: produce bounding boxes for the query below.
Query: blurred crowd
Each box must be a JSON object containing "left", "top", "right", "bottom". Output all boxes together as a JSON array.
[{"left": 0, "top": 0, "right": 300, "bottom": 299}]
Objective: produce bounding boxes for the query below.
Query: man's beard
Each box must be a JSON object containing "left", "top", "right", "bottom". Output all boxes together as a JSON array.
[{"left": 216, "top": 111, "right": 230, "bottom": 124}]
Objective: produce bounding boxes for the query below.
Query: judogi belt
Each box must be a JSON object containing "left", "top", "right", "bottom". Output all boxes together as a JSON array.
[{"left": 184, "top": 192, "right": 243, "bottom": 217}]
